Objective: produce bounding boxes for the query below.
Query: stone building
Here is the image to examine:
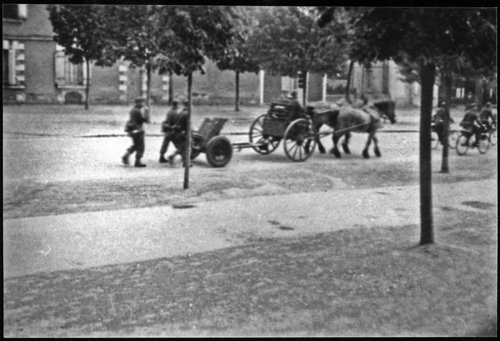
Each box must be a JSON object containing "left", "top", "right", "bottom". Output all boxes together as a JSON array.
[
  {"left": 2, "top": 4, "right": 332, "bottom": 106},
  {"left": 350, "top": 60, "right": 439, "bottom": 107}
]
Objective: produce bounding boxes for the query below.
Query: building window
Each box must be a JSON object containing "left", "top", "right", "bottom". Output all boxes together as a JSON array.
[
  {"left": 3, "top": 49, "right": 9, "bottom": 85},
  {"left": 3, "top": 40, "right": 24, "bottom": 87},
  {"left": 54, "top": 46, "right": 86, "bottom": 87},
  {"left": 2, "top": 4, "right": 27, "bottom": 20}
]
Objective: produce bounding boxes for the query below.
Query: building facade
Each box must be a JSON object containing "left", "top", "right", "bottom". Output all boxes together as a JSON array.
[
  {"left": 350, "top": 60, "right": 439, "bottom": 107},
  {"left": 2, "top": 4, "right": 331, "bottom": 106}
]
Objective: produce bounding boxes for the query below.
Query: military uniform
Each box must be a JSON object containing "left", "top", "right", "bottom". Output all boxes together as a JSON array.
[
  {"left": 460, "top": 107, "right": 483, "bottom": 147},
  {"left": 479, "top": 104, "right": 496, "bottom": 131},
  {"left": 159, "top": 102, "right": 183, "bottom": 163},
  {"left": 432, "top": 104, "right": 453, "bottom": 144},
  {"left": 122, "top": 98, "right": 149, "bottom": 167}
]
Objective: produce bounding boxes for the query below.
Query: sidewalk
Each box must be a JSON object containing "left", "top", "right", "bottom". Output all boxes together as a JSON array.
[{"left": 4, "top": 179, "right": 496, "bottom": 279}]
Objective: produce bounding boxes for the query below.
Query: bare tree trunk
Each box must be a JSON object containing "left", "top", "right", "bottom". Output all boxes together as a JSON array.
[
  {"left": 419, "top": 63, "right": 436, "bottom": 245},
  {"left": 440, "top": 73, "right": 452, "bottom": 173},
  {"left": 146, "top": 60, "right": 152, "bottom": 108},
  {"left": 183, "top": 72, "right": 192, "bottom": 190},
  {"left": 84, "top": 58, "right": 90, "bottom": 110},
  {"left": 345, "top": 60, "right": 354, "bottom": 104},
  {"left": 168, "top": 71, "right": 173, "bottom": 105},
  {"left": 235, "top": 71, "right": 240, "bottom": 111},
  {"left": 302, "top": 71, "right": 308, "bottom": 107},
  {"left": 345, "top": 60, "right": 353, "bottom": 103}
]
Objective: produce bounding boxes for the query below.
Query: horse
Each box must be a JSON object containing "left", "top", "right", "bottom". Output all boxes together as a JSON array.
[{"left": 310, "top": 100, "right": 396, "bottom": 158}]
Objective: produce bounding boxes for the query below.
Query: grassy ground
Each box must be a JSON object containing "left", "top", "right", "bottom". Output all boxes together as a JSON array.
[{"left": 3, "top": 205, "right": 497, "bottom": 337}]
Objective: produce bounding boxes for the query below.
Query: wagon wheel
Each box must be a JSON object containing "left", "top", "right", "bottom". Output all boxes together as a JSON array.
[
  {"left": 191, "top": 133, "right": 204, "bottom": 160},
  {"left": 205, "top": 136, "right": 233, "bottom": 167},
  {"left": 249, "top": 114, "right": 280, "bottom": 154},
  {"left": 283, "top": 118, "right": 317, "bottom": 162}
]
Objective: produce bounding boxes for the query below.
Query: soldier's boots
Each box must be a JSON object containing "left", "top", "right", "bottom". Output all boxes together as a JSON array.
[
  {"left": 134, "top": 159, "right": 147, "bottom": 167},
  {"left": 122, "top": 154, "right": 130, "bottom": 165},
  {"left": 159, "top": 155, "right": 169, "bottom": 163},
  {"left": 168, "top": 154, "right": 176, "bottom": 166}
]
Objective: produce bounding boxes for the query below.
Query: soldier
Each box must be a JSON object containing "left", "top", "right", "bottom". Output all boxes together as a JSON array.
[
  {"left": 168, "top": 100, "right": 192, "bottom": 167},
  {"left": 432, "top": 100, "right": 454, "bottom": 144},
  {"left": 460, "top": 103, "right": 484, "bottom": 147},
  {"left": 479, "top": 102, "right": 496, "bottom": 132},
  {"left": 122, "top": 97, "right": 150, "bottom": 167},
  {"left": 159, "top": 99, "right": 183, "bottom": 163},
  {"left": 287, "top": 90, "right": 304, "bottom": 120}
]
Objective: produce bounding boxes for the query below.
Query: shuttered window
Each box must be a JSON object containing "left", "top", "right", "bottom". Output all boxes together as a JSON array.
[
  {"left": 54, "top": 46, "right": 86, "bottom": 86},
  {"left": 3, "top": 40, "right": 18, "bottom": 86},
  {"left": 2, "top": 4, "right": 27, "bottom": 19}
]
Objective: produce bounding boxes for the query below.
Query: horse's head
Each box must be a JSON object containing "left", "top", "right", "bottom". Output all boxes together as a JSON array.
[{"left": 374, "top": 100, "right": 396, "bottom": 124}]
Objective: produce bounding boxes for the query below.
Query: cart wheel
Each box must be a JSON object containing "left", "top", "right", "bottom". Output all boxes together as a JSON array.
[
  {"left": 191, "top": 133, "right": 204, "bottom": 160},
  {"left": 283, "top": 118, "right": 316, "bottom": 162},
  {"left": 448, "top": 130, "right": 458, "bottom": 149},
  {"left": 430, "top": 131, "right": 439, "bottom": 149},
  {"left": 478, "top": 134, "right": 490, "bottom": 154},
  {"left": 456, "top": 134, "right": 469, "bottom": 155},
  {"left": 205, "top": 136, "right": 233, "bottom": 167},
  {"left": 249, "top": 114, "right": 280, "bottom": 154}
]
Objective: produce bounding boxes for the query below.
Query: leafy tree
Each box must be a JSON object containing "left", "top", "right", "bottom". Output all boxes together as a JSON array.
[
  {"left": 216, "top": 7, "right": 261, "bottom": 111},
  {"left": 47, "top": 5, "right": 116, "bottom": 109},
  {"left": 248, "top": 6, "right": 347, "bottom": 106},
  {"left": 103, "top": 5, "right": 165, "bottom": 108},
  {"left": 318, "top": 7, "right": 497, "bottom": 245},
  {"left": 154, "top": 5, "right": 239, "bottom": 189}
]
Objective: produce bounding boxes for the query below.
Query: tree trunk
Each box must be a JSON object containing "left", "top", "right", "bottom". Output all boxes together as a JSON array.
[
  {"left": 475, "top": 77, "right": 484, "bottom": 109},
  {"left": 302, "top": 71, "right": 308, "bottom": 107},
  {"left": 168, "top": 71, "right": 174, "bottom": 105},
  {"left": 84, "top": 58, "right": 90, "bottom": 110},
  {"left": 440, "top": 73, "right": 452, "bottom": 173},
  {"left": 235, "top": 71, "right": 240, "bottom": 111},
  {"left": 346, "top": 60, "right": 354, "bottom": 103},
  {"left": 419, "top": 63, "right": 436, "bottom": 245},
  {"left": 146, "top": 60, "right": 152, "bottom": 108},
  {"left": 183, "top": 72, "right": 192, "bottom": 190}
]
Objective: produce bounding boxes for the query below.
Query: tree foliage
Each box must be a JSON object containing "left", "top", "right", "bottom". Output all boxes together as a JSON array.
[
  {"left": 47, "top": 4, "right": 116, "bottom": 66},
  {"left": 248, "top": 6, "right": 347, "bottom": 77},
  {"left": 47, "top": 4, "right": 117, "bottom": 109},
  {"left": 318, "top": 7, "right": 497, "bottom": 245},
  {"left": 216, "top": 6, "right": 260, "bottom": 74}
]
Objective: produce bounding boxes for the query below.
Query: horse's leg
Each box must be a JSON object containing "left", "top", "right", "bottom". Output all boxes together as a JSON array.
[
  {"left": 314, "top": 122, "right": 325, "bottom": 154},
  {"left": 362, "top": 131, "right": 374, "bottom": 159},
  {"left": 331, "top": 132, "right": 343, "bottom": 158},
  {"left": 373, "top": 134, "right": 381, "bottom": 157},
  {"left": 317, "top": 137, "right": 326, "bottom": 154},
  {"left": 342, "top": 131, "right": 351, "bottom": 154}
]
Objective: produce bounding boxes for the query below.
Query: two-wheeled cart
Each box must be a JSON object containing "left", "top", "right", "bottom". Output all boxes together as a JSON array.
[{"left": 232, "top": 100, "right": 333, "bottom": 161}]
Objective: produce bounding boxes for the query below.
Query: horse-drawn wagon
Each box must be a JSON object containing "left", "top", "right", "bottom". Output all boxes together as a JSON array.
[
  {"left": 233, "top": 100, "right": 332, "bottom": 162},
  {"left": 175, "top": 98, "right": 396, "bottom": 167}
]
